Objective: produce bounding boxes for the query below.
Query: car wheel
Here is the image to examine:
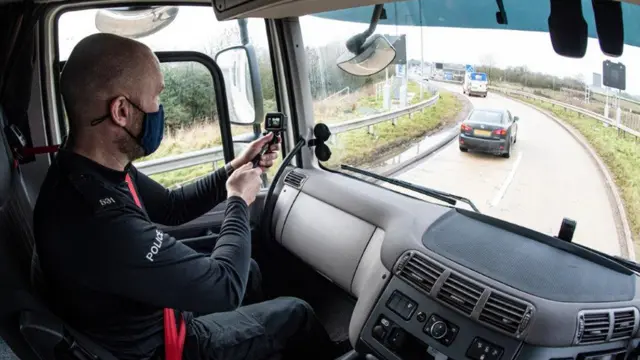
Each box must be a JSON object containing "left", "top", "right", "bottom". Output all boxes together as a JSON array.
[
  {"left": 502, "top": 144, "right": 511, "bottom": 158},
  {"left": 460, "top": 147, "right": 468, "bottom": 152}
]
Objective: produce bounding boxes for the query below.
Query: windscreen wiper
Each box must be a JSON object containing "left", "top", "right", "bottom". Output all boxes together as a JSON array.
[{"left": 341, "top": 164, "right": 481, "bottom": 213}]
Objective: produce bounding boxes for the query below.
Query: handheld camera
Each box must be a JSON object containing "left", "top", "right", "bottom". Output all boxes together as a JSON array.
[{"left": 252, "top": 112, "right": 287, "bottom": 167}]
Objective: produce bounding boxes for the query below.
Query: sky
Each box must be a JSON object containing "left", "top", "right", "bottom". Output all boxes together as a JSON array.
[{"left": 58, "top": 5, "right": 640, "bottom": 94}]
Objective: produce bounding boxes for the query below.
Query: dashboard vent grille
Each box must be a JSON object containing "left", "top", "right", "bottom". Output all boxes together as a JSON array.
[
  {"left": 612, "top": 309, "right": 636, "bottom": 340},
  {"left": 479, "top": 292, "right": 528, "bottom": 335},
  {"left": 437, "top": 273, "right": 483, "bottom": 315},
  {"left": 283, "top": 171, "right": 306, "bottom": 188},
  {"left": 578, "top": 311, "right": 611, "bottom": 344},
  {"left": 397, "top": 253, "right": 444, "bottom": 294}
]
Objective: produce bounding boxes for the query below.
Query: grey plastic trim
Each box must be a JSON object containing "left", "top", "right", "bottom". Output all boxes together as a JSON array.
[
  {"left": 349, "top": 261, "right": 390, "bottom": 349},
  {"left": 280, "top": 192, "right": 376, "bottom": 293},
  {"left": 351, "top": 228, "right": 386, "bottom": 298},
  {"left": 277, "top": 17, "right": 316, "bottom": 170},
  {"left": 272, "top": 184, "right": 300, "bottom": 243}
]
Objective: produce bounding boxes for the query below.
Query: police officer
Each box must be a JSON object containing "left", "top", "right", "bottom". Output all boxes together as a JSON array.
[{"left": 33, "top": 33, "right": 340, "bottom": 360}]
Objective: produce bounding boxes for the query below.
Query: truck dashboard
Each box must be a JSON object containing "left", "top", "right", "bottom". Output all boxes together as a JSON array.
[{"left": 273, "top": 168, "right": 640, "bottom": 360}]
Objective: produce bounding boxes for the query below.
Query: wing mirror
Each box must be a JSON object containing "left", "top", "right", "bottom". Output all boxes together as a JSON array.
[
  {"left": 514, "top": 116, "right": 519, "bottom": 122},
  {"left": 95, "top": 6, "right": 179, "bottom": 38},
  {"left": 215, "top": 45, "right": 264, "bottom": 126},
  {"left": 337, "top": 5, "right": 396, "bottom": 77}
]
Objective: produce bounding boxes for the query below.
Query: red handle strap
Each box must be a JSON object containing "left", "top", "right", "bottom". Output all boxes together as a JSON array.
[{"left": 125, "top": 174, "right": 186, "bottom": 360}]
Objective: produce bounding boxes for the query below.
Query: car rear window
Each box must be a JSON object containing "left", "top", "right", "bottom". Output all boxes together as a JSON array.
[{"left": 468, "top": 110, "right": 503, "bottom": 124}]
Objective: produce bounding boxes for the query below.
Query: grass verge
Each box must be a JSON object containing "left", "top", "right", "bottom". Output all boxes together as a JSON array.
[
  {"left": 515, "top": 95, "right": 640, "bottom": 257},
  {"left": 323, "top": 92, "right": 462, "bottom": 169},
  {"left": 149, "top": 82, "right": 438, "bottom": 187}
]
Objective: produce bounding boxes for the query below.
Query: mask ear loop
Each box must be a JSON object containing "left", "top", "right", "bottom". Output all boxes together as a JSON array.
[{"left": 90, "top": 97, "right": 146, "bottom": 141}]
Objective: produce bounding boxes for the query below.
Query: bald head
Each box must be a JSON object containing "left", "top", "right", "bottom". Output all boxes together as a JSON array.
[{"left": 60, "top": 33, "right": 162, "bottom": 135}]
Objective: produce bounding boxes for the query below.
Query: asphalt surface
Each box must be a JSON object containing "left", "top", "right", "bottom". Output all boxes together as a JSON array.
[{"left": 391, "top": 81, "right": 623, "bottom": 257}]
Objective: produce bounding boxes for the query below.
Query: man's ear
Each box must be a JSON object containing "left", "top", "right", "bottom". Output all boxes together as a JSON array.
[{"left": 109, "top": 96, "right": 131, "bottom": 127}]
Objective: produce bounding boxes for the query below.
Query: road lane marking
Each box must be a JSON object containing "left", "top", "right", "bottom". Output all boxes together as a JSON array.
[{"left": 490, "top": 151, "right": 523, "bottom": 207}]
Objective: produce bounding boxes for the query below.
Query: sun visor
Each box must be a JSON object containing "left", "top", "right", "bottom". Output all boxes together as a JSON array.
[{"left": 304, "top": 0, "right": 640, "bottom": 52}]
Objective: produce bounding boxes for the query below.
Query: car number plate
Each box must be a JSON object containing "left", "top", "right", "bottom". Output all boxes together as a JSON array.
[{"left": 474, "top": 129, "right": 492, "bottom": 137}]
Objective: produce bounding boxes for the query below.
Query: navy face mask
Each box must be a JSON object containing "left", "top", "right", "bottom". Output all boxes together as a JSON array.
[
  {"left": 91, "top": 98, "right": 165, "bottom": 156},
  {"left": 123, "top": 99, "right": 165, "bottom": 156}
]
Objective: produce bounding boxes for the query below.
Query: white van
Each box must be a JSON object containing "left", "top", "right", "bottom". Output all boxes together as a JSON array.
[{"left": 463, "top": 72, "right": 488, "bottom": 97}]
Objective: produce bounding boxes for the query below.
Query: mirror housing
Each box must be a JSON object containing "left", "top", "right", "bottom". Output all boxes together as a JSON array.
[
  {"left": 514, "top": 116, "right": 519, "bottom": 122},
  {"left": 336, "top": 5, "right": 395, "bottom": 77},
  {"left": 215, "top": 45, "right": 264, "bottom": 126},
  {"left": 337, "top": 34, "right": 396, "bottom": 77},
  {"left": 95, "top": 6, "right": 180, "bottom": 38}
]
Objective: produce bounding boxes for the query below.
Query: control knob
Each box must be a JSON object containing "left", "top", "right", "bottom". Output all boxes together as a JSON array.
[{"left": 430, "top": 321, "right": 448, "bottom": 339}]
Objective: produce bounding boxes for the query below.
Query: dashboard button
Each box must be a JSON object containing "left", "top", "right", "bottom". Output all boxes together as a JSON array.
[
  {"left": 430, "top": 321, "right": 448, "bottom": 339},
  {"left": 442, "top": 325, "right": 458, "bottom": 345},
  {"left": 380, "top": 317, "right": 391, "bottom": 328},
  {"left": 386, "top": 291, "right": 417, "bottom": 320},
  {"left": 416, "top": 311, "right": 427, "bottom": 322},
  {"left": 467, "top": 338, "right": 503, "bottom": 360},
  {"left": 400, "top": 298, "right": 417, "bottom": 319},
  {"left": 372, "top": 325, "right": 386, "bottom": 341},
  {"left": 487, "top": 346, "right": 503, "bottom": 360},
  {"left": 387, "top": 328, "right": 406, "bottom": 350},
  {"left": 386, "top": 292, "right": 402, "bottom": 311}
]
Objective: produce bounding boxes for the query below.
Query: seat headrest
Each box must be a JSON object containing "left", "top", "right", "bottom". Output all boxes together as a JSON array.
[{"left": 0, "top": 107, "right": 14, "bottom": 206}]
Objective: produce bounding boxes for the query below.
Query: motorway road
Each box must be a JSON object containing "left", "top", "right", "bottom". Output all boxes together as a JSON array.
[{"left": 390, "top": 82, "right": 623, "bottom": 257}]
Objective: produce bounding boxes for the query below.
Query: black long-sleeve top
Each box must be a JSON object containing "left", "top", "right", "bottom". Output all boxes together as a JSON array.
[{"left": 33, "top": 149, "right": 251, "bottom": 360}]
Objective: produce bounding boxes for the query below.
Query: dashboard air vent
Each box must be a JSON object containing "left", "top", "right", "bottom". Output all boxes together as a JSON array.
[
  {"left": 577, "top": 311, "right": 610, "bottom": 344},
  {"left": 283, "top": 171, "right": 306, "bottom": 188},
  {"left": 396, "top": 253, "right": 444, "bottom": 295},
  {"left": 437, "top": 273, "right": 483, "bottom": 315},
  {"left": 612, "top": 309, "right": 637, "bottom": 340},
  {"left": 479, "top": 292, "right": 528, "bottom": 335}
]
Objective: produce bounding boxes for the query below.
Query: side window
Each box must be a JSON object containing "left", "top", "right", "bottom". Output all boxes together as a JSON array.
[
  {"left": 507, "top": 111, "right": 513, "bottom": 122},
  {"left": 56, "top": 5, "right": 277, "bottom": 188}
]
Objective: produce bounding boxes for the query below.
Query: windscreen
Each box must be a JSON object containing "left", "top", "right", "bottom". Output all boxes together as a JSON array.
[{"left": 302, "top": 0, "right": 640, "bottom": 262}]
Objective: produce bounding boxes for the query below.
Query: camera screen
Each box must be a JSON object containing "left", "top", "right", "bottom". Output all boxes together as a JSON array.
[{"left": 265, "top": 113, "right": 285, "bottom": 131}]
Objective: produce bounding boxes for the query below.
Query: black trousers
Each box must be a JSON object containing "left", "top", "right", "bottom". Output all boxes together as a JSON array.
[{"left": 182, "top": 261, "right": 340, "bottom": 360}]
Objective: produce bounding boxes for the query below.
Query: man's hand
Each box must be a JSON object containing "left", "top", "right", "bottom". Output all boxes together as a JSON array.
[
  {"left": 230, "top": 133, "right": 281, "bottom": 171},
  {"left": 226, "top": 163, "right": 263, "bottom": 206}
]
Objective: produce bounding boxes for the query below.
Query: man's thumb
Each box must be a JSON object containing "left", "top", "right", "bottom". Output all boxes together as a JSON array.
[{"left": 256, "top": 132, "right": 274, "bottom": 146}]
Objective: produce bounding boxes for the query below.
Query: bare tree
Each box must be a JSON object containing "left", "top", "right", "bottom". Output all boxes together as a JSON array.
[
  {"left": 480, "top": 53, "right": 497, "bottom": 81},
  {"left": 480, "top": 53, "right": 496, "bottom": 68},
  {"left": 202, "top": 26, "right": 241, "bottom": 58}
]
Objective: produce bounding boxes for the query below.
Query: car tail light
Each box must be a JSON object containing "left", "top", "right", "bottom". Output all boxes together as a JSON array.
[
  {"left": 461, "top": 124, "right": 472, "bottom": 132},
  {"left": 493, "top": 128, "right": 507, "bottom": 136}
]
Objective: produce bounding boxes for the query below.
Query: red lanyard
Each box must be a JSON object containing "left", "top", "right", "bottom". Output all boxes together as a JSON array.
[{"left": 125, "top": 173, "right": 186, "bottom": 360}]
